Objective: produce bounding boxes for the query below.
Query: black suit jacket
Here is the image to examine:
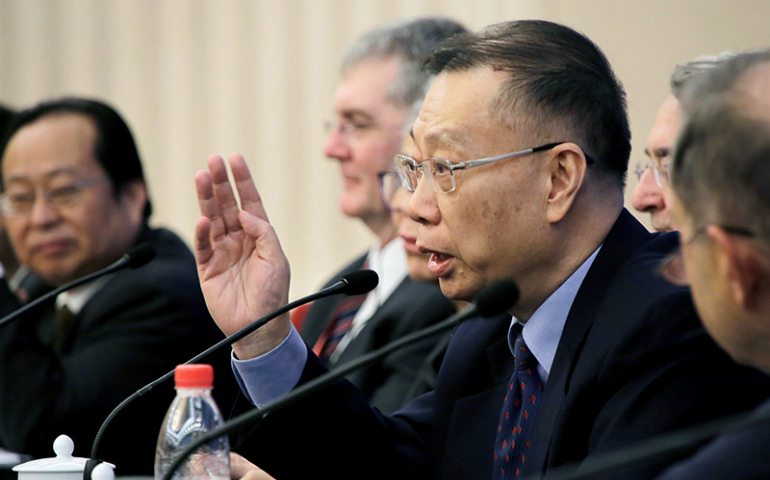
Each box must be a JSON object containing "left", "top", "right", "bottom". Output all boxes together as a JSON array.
[
  {"left": 300, "top": 253, "right": 456, "bottom": 413},
  {"left": 655, "top": 398, "right": 770, "bottom": 480},
  {"left": 244, "top": 210, "right": 770, "bottom": 480},
  {"left": 0, "top": 227, "right": 239, "bottom": 476}
]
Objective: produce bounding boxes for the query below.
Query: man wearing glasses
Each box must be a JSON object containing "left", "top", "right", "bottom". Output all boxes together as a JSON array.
[
  {"left": 655, "top": 49, "right": 770, "bottom": 480},
  {"left": 0, "top": 98, "right": 237, "bottom": 475},
  {"left": 632, "top": 54, "right": 733, "bottom": 232},
  {"left": 194, "top": 21, "right": 770, "bottom": 480},
  {"left": 299, "top": 18, "right": 464, "bottom": 414}
]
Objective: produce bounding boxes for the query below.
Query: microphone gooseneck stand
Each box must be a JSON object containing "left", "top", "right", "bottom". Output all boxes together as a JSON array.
[
  {"left": 161, "top": 279, "right": 520, "bottom": 480},
  {"left": 84, "top": 270, "right": 379, "bottom": 480}
]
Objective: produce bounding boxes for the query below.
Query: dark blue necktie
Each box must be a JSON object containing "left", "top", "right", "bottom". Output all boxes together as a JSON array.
[{"left": 493, "top": 325, "right": 544, "bottom": 478}]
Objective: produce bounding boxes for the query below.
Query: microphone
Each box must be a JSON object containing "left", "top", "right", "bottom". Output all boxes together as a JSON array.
[
  {"left": 84, "top": 269, "right": 379, "bottom": 479},
  {"left": 0, "top": 244, "right": 156, "bottom": 330},
  {"left": 160, "top": 279, "right": 520, "bottom": 480}
]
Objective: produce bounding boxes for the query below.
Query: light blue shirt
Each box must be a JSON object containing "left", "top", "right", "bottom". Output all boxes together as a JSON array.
[
  {"left": 234, "top": 245, "right": 601, "bottom": 405},
  {"left": 513, "top": 247, "right": 600, "bottom": 384},
  {"left": 233, "top": 239, "right": 408, "bottom": 406}
]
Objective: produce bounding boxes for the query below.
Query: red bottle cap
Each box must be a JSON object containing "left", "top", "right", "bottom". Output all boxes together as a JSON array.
[{"left": 174, "top": 364, "right": 214, "bottom": 388}]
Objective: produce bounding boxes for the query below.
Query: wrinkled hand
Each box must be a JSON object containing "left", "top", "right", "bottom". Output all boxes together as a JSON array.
[
  {"left": 195, "top": 154, "right": 291, "bottom": 359},
  {"left": 230, "top": 453, "right": 275, "bottom": 480}
]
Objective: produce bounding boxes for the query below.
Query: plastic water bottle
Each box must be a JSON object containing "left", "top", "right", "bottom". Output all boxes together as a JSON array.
[{"left": 154, "top": 364, "right": 230, "bottom": 480}]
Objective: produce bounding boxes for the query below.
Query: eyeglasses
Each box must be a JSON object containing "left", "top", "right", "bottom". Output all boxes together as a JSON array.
[
  {"left": 393, "top": 142, "right": 594, "bottom": 194},
  {"left": 377, "top": 170, "right": 404, "bottom": 210},
  {"left": 323, "top": 120, "right": 393, "bottom": 146},
  {"left": 634, "top": 157, "right": 671, "bottom": 188},
  {"left": 658, "top": 224, "right": 755, "bottom": 286},
  {"left": 0, "top": 177, "right": 106, "bottom": 216}
]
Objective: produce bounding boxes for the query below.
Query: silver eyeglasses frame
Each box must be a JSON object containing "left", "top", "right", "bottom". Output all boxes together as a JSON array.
[{"left": 393, "top": 141, "right": 594, "bottom": 194}]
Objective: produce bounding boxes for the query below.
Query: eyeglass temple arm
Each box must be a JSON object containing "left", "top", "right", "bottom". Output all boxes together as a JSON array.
[{"left": 455, "top": 142, "right": 568, "bottom": 171}]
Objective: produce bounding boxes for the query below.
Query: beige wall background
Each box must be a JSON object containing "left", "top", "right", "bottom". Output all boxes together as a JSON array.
[{"left": 0, "top": 0, "right": 768, "bottom": 299}]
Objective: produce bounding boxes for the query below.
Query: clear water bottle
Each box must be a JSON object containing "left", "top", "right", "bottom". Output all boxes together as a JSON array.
[{"left": 154, "top": 364, "right": 230, "bottom": 480}]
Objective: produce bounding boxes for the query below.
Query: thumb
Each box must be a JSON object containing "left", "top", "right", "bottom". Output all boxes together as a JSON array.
[{"left": 239, "top": 210, "right": 288, "bottom": 264}]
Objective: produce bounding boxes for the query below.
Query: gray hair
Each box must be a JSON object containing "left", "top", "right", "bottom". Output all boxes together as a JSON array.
[
  {"left": 678, "top": 49, "right": 770, "bottom": 112},
  {"left": 672, "top": 52, "right": 770, "bottom": 245},
  {"left": 670, "top": 52, "right": 736, "bottom": 101},
  {"left": 341, "top": 17, "right": 467, "bottom": 118}
]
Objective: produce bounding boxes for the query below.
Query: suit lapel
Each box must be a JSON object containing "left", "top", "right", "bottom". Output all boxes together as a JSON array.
[
  {"left": 526, "top": 210, "right": 652, "bottom": 475},
  {"left": 332, "top": 276, "right": 412, "bottom": 365},
  {"left": 439, "top": 314, "right": 513, "bottom": 479},
  {"left": 300, "top": 253, "right": 368, "bottom": 346}
]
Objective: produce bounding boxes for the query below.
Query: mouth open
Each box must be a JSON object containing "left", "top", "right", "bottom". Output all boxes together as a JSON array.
[{"left": 428, "top": 252, "right": 455, "bottom": 277}]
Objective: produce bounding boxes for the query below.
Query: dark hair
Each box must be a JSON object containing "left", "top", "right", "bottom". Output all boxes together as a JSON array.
[
  {"left": 0, "top": 104, "right": 15, "bottom": 152},
  {"left": 424, "top": 20, "right": 631, "bottom": 189},
  {"left": 1, "top": 97, "right": 152, "bottom": 219},
  {"left": 673, "top": 95, "right": 770, "bottom": 245},
  {"left": 342, "top": 17, "right": 467, "bottom": 117},
  {"left": 673, "top": 52, "right": 770, "bottom": 244}
]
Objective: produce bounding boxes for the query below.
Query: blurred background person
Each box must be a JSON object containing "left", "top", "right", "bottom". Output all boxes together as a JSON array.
[
  {"left": 656, "top": 48, "right": 770, "bottom": 480},
  {"left": 0, "top": 103, "right": 50, "bottom": 304},
  {"left": 298, "top": 17, "right": 466, "bottom": 414},
  {"left": 375, "top": 137, "right": 466, "bottom": 404},
  {"left": 631, "top": 53, "right": 733, "bottom": 231},
  {"left": 0, "top": 97, "right": 238, "bottom": 475}
]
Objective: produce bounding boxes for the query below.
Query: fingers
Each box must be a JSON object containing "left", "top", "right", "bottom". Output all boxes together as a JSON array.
[
  {"left": 228, "top": 153, "right": 271, "bottom": 223},
  {"left": 193, "top": 216, "right": 213, "bottom": 267},
  {"left": 230, "top": 453, "right": 275, "bottom": 480},
  {"left": 196, "top": 168, "right": 229, "bottom": 242},
  {"left": 241, "top": 471, "right": 276, "bottom": 480},
  {"left": 208, "top": 154, "right": 244, "bottom": 234},
  {"left": 239, "top": 209, "right": 289, "bottom": 267}
]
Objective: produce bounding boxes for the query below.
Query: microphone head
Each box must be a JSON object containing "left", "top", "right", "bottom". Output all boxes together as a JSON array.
[
  {"left": 124, "top": 244, "right": 156, "bottom": 269},
  {"left": 474, "top": 279, "right": 519, "bottom": 317},
  {"left": 340, "top": 270, "right": 379, "bottom": 296}
]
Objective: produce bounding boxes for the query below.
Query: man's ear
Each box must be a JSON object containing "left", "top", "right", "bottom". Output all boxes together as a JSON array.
[
  {"left": 710, "top": 225, "right": 770, "bottom": 310},
  {"left": 546, "top": 142, "right": 588, "bottom": 224},
  {"left": 119, "top": 180, "right": 148, "bottom": 225}
]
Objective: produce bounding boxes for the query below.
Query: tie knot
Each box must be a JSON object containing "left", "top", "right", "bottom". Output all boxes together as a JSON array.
[{"left": 513, "top": 331, "right": 536, "bottom": 372}]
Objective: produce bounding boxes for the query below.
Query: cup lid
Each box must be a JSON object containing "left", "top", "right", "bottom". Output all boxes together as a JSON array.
[{"left": 12, "top": 435, "right": 115, "bottom": 474}]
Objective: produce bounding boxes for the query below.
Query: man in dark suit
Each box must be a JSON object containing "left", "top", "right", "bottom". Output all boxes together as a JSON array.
[
  {"left": 652, "top": 49, "right": 770, "bottom": 480},
  {"left": 0, "top": 98, "right": 236, "bottom": 475},
  {"left": 0, "top": 103, "right": 50, "bottom": 304},
  {"left": 193, "top": 21, "right": 770, "bottom": 480},
  {"left": 631, "top": 53, "right": 734, "bottom": 233},
  {"left": 300, "top": 17, "right": 464, "bottom": 413}
]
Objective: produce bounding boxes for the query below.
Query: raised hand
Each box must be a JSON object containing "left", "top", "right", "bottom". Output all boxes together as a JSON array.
[{"left": 195, "top": 154, "right": 291, "bottom": 359}]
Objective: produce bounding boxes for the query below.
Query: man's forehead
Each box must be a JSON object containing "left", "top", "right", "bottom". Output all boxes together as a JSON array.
[
  {"left": 3, "top": 115, "right": 102, "bottom": 179},
  {"left": 409, "top": 125, "right": 471, "bottom": 151},
  {"left": 333, "top": 56, "right": 402, "bottom": 116},
  {"left": 646, "top": 97, "right": 681, "bottom": 154},
  {"left": 4, "top": 166, "right": 84, "bottom": 184},
  {"left": 411, "top": 68, "right": 508, "bottom": 150}
]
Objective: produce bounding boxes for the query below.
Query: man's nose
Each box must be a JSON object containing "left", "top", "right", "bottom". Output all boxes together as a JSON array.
[
  {"left": 28, "top": 195, "right": 62, "bottom": 227},
  {"left": 631, "top": 167, "right": 665, "bottom": 212},
  {"left": 323, "top": 125, "right": 353, "bottom": 161}
]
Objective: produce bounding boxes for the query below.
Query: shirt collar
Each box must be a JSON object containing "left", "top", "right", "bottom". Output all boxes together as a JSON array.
[
  {"left": 509, "top": 246, "right": 602, "bottom": 382},
  {"left": 55, "top": 274, "right": 114, "bottom": 314},
  {"left": 365, "top": 237, "right": 408, "bottom": 306}
]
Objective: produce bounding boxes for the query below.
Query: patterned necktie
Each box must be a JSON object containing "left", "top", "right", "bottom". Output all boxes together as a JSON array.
[
  {"left": 314, "top": 261, "right": 370, "bottom": 362},
  {"left": 316, "top": 293, "right": 367, "bottom": 361},
  {"left": 493, "top": 325, "right": 544, "bottom": 479}
]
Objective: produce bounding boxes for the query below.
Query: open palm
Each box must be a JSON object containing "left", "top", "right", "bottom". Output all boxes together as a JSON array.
[{"left": 194, "top": 154, "right": 291, "bottom": 357}]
